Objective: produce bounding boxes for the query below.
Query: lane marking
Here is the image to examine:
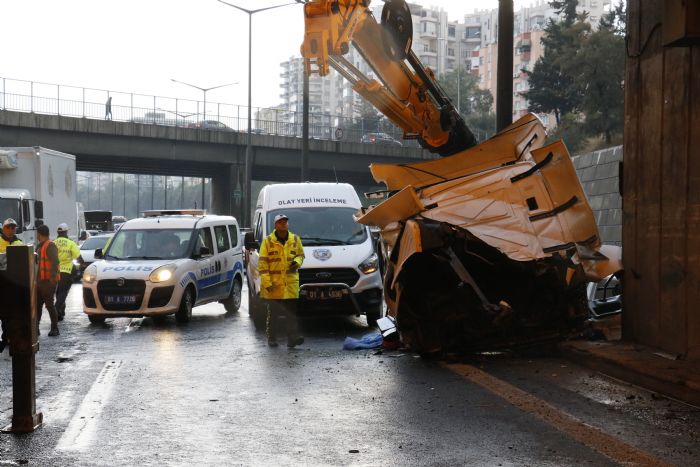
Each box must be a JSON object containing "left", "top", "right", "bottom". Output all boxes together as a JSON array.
[
  {"left": 56, "top": 360, "right": 122, "bottom": 451},
  {"left": 446, "top": 363, "right": 671, "bottom": 467}
]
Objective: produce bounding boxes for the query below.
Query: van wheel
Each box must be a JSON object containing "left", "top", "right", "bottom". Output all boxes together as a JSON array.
[
  {"left": 224, "top": 278, "right": 242, "bottom": 313},
  {"left": 247, "top": 285, "right": 266, "bottom": 331},
  {"left": 176, "top": 288, "right": 194, "bottom": 323},
  {"left": 88, "top": 315, "right": 106, "bottom": 325},
  {"left": 366, "top": 304, "right": 383, "bottom": 327}
]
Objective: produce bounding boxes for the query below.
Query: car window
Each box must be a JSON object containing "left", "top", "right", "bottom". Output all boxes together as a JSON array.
[
  {"left": 254, "top": 213, "right": 263, "bottom": 242},
  {"left": 194, "top": 227, "right": 214, "bottom": 256},
  {"left": 228, "top": 224, "right": 239, "bottom": 247},
  {"left": 80, "top": 236, "right": 111, "bottom": 250},
  {"left": 214, "top": 225, "right": 230, "bottom": 253}
]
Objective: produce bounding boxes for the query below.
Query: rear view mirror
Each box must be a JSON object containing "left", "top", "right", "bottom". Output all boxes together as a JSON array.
[
  {"left": 199, "top": 246, "right": 211, "bottom": 256},
  {"left": 94, "top": 248, "right": 103, "bottom": 259},
  {"left": 34, "top": 200, "right": 44, "bottom": 219},
  {"left": 244, "top": 231, "right": 259, "bottom": 250}
]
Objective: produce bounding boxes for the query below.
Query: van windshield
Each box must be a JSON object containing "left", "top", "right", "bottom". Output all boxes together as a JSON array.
[
  {"left": 267, "top": 207, "right": 367, "bottom": 246},
  {"left": 105, "top": 229, "right": 193, "bottom": 260}
]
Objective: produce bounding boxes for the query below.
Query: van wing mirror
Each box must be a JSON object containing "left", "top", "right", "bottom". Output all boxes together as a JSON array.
[
  {"left": 94, "top": 248, "right": 103, "bottom": 259},
  {"left": 199, "top": 246, "right": 211, "bottom": 256},
  {"left": 244, "top": 231, "right": 259, "bottom": 250}
]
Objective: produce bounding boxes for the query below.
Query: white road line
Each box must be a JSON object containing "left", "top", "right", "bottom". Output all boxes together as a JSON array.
[{"left": 55, "top": 360, "right": 122, "bottom": 451}]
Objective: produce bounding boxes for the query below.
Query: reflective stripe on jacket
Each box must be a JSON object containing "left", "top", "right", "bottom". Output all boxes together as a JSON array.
[
  {"left": 0, "top": 236, "right": 22, "bottom": 254},
  {"left": 54, "top": 236, "right": 81, "bottom": 274},
  {"left": 37, "top": 240, "right": 60, "bottom": 283},
  {"left": 258, "top": 231, "right": 304, "bottom": 299}
]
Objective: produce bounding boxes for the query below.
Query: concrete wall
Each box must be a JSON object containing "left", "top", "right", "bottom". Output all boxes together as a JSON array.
[{"left": 571, "top": 145, "right": 623, "bottom": 246}]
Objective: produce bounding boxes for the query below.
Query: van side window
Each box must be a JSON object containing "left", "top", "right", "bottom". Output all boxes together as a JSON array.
[
  {"left": 214, "top": 225, "right": 230, "bottom": 253},
  {"left": 228, "top": 225, "right": 239, "bottom": 247},
  {"left": 195, "top": 228, "right": 214, "bottom": 256}
]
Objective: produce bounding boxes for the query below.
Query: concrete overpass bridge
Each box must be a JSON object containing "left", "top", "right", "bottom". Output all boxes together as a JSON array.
[{"left": 0, "top": 110, "right": 433, "bottom": 225}]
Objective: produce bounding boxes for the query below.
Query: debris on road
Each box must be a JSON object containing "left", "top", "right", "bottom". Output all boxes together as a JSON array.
[{"left": 343, "top": 333, "right": 383, "bottom": 350}]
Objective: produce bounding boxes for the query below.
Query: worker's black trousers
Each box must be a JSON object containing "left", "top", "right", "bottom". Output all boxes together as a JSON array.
[
  {"left": 54, "top": 272, "right": 72, "bottom": 319},
  {"left": 265, "top": 299, "right": 300, "bottom": 343}
]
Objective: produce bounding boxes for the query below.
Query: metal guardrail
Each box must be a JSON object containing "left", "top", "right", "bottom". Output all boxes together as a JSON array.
[{"left": 0, "top": 77, "right": 442, "bottom": 147}]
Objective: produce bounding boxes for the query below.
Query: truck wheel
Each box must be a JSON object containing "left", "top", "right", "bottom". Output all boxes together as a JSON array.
[
  {"left": 88, "top": 315, "right": 106, "bottom": 325},
  {"left": 247, "top": 285, "right": 266, "bottom": 331},
  {"left": 224, "top": 278, "right": 242, "bottom": 313},
  {"left": 366, "top": 304, "right": 384, "bottom": 327},
  {"left": 176, "top": 288, "right": 193, "bottom": 323}
]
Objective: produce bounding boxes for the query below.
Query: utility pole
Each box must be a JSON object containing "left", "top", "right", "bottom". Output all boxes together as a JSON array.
[{"left": 496, "top": 0, "right": 514, "bottom": 131}]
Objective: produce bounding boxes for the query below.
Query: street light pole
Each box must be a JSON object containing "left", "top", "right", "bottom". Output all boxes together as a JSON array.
[
  {"left": 170, "top": 78, "right": 237, "bottom": 122},
  {"left": 217, "top": 0, "right": 300, "bottom": 228}
]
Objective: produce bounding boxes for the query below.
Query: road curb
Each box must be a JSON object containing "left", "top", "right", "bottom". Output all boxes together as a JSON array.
[{"left": 560, "top": 340, "right": 700, "bottom": 407}]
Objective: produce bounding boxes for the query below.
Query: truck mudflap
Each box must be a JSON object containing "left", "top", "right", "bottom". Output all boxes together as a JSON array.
[{"left": 357, "top": 113, "right": 624, "bottom": 355}]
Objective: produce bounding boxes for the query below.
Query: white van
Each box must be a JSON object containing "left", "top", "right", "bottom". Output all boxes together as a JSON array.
[
  {"left": 82, "top": 210, "right": 244, "bottom": 323},
  {"left": 245, "top": 183, "right": 384, "bottom": 327}
]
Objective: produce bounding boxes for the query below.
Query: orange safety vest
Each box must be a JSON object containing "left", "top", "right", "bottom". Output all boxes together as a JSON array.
[{"left": 38, "top": 240, "right": 60, "bottom": 282}]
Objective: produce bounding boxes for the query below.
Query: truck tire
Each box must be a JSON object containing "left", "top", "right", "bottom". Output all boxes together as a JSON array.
[
  {"left": 223, "top": 278, "right": 242, "bottom": 313},
  {"left": 366, "top": 304, "right": 383, "bottom": 327},
  {"left": 176, "top": 288, "right": 194, "bottom": 323}
]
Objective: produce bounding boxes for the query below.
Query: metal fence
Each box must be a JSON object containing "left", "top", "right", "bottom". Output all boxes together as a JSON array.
[{"left": 0, "top": 77, "right": 442, "bottom": 147}]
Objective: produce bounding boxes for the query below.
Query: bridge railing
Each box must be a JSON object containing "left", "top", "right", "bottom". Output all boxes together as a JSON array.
[{"left": 5, "top": 77, "right": 483, "bottom": 147}]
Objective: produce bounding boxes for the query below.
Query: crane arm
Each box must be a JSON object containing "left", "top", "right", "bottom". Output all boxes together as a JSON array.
[{"left": 300, "top": 0, "right": 477, "bottom": 156}]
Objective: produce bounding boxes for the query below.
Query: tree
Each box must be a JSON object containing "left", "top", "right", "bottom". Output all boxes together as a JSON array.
[
  {"left": 525, "top": 0, "right": 590, "bottom": 125},
  {"left": 437, "top": 69, "right": 496, "bottom": 140},
  {"left": 574, "top": 5, "right": 625, "bottom": 143}
]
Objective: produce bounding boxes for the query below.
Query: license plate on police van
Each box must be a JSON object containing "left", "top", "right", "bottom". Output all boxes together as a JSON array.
[
  {"left": 104, "top": 295, "right": 137, "bottom": 305},
  {"left": 306, "top": 288, "right": 343, "bottom": 300}
]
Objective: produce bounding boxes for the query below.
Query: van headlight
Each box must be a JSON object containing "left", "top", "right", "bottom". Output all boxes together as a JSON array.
[
  {"left": 149, "top": 264, "right": 176, "bottom": 283},
  {"left": 358, "top": 253, "right": 379, "bottom": 275},
  {"left": 83, "top": 265, "right": 97, "bottom": 284}
]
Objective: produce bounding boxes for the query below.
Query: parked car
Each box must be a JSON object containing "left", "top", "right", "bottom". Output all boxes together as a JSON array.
[
  {"left": 361, "top": 132, "right": 402, "bottom": 147},
  {"left": 77, "top": 233, "right": 114, "bottom": 279},
  {"left": 187, "top": 120, "right": 234, "bottom": 131}
]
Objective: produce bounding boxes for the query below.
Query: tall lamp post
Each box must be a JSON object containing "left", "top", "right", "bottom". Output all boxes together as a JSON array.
[
  {"left": 170, "top": 79, "right": 237, "bottom": 122},
  {"left": 217, "top": 0, "right": 300, "bottom": 228}
]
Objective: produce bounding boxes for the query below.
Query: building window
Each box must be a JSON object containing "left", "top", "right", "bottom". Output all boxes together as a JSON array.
[
  {"left": 448, "top": 48, "right": 454, "bottom": 57},
  {"left": 448, "top": 26, "right": 455, "bottom": 37}
]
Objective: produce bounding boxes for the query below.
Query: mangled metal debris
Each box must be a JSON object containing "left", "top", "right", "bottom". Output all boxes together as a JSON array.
[{"left": 356, "top": 114, "right": 623, "bottom": 355}]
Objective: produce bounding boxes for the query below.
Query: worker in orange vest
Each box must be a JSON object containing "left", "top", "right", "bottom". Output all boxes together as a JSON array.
[{"left": 35, "top": 224, "right": 60, "bottom": 336}]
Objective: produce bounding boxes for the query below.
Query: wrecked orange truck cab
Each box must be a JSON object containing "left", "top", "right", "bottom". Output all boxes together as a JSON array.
[{"left": 356, "top": 114, "right": 623, "bottom": 354}]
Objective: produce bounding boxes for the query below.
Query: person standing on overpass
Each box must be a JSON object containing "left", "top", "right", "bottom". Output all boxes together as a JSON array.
[
  {"left": 54, "top": 223, "right": 82, "bottom": 321},
  {"left": 105, "top": 96, "right": 112, "bottom": 120}
]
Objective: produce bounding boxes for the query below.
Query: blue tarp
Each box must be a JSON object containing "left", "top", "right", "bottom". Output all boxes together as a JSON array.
[{"left": 342, "top": 332, "right": 383, "bottom": 350}]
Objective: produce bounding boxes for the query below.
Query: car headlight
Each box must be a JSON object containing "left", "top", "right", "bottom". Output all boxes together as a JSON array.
[
  {"left": 358, "top": 253, "right": 379, "bottom": 275},
  {"left": 149, "top": 264, "right": 176, "bottom": 283},
  {"left": 83, "top": 265, "right": 97, "bottom": 283}
]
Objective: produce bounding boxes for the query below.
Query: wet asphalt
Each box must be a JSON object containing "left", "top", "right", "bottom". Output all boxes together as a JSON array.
[{"left": 1, "top": 283, "right": 699, "bottom": 466}]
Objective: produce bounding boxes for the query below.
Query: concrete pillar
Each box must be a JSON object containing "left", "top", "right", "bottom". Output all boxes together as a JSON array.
[{"left": 211, "top": 163, "right": 244, "bottom": 224}]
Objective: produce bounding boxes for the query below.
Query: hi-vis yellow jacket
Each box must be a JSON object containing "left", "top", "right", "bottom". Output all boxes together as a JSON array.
[
  {"left": 54, "top": 236, "right": 81, "bottom": 274},
  {"left": 258, "top": 231, "right": 305, "bottom": 299}
]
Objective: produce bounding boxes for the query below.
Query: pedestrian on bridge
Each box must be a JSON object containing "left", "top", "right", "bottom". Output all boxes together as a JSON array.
[
  {"left": 35, "top": 224, "right": 60, "bottom": 337},
  {"left": 105, "top": 96, "right": 112, "bottom": 120},
  {"left": 54, "top": 223, "right": 82, "bottom": 321},
  {"left": 258, "top": 214, "right": 305, "bottom": 348}
]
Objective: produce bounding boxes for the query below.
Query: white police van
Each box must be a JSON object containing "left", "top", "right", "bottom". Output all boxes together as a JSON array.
[
  {"left": 245, "top": 183, "right": 384, "bottom": 328},
  {"left": 82, "top": 209, "right": 244, "bottom": 323}
]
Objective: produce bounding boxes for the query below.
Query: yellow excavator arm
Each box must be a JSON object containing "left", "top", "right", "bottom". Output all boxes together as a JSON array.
[{"left": 300, "top": 0, "right": 477, "bottom": 156}]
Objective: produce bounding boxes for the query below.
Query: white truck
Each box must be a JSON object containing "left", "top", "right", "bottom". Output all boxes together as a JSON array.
[{"left": 0, "top": 147, "right": 79, "bottom": 244}]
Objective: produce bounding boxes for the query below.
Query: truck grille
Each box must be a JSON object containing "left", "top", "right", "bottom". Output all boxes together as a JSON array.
[
  {"left": 299, "top": 268, "right": 360, "bottom": 287},
  {"left": 97, "top": 279, "right": 146, "bottom": 311}
]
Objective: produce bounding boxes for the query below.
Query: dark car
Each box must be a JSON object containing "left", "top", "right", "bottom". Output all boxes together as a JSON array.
[
  {"left": 360, "top": 132, "right": 402, "bottom": 147},
  {"left": 187, "top": 120, "right": 234, "bottom": 131}
]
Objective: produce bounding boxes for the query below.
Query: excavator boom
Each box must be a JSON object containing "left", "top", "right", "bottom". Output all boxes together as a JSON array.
[{"left": 300, "top": 0, "right": 477, "bottom": 156}]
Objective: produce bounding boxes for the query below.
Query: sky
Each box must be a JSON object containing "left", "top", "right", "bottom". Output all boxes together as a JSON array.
[{"left": 0, "top": 0, "right": 531, "bottom": 110}]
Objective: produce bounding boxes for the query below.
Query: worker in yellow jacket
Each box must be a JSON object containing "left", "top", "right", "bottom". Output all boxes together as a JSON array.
[
  {"left": 54, "top": 223, "right": 83, "bottom": 321},
  {"left": 258, "top": 214, "right": 305, "bottom": 347},
  {"left": 0, "top": 218, "right": 22, "bottom": 352}
]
